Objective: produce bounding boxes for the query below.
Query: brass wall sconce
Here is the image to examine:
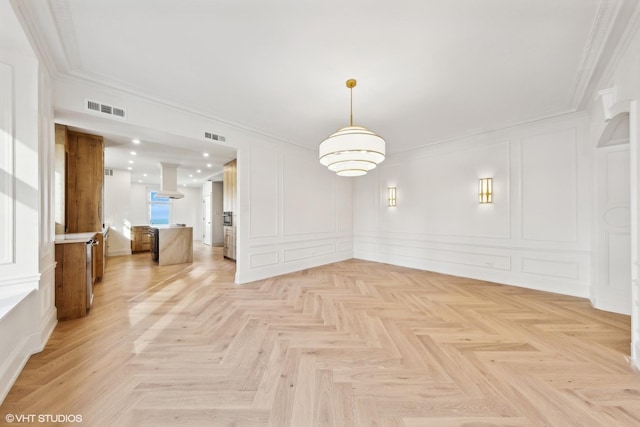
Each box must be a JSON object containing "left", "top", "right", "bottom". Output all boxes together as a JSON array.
[
  {"left": 388, "top": 187, "right": 397, "bottom": 207},
  {"left": 479, "top": 178, "right": 492, "bottom": 204}
]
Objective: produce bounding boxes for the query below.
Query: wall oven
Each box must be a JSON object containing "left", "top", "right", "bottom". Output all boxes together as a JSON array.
[{"left": 223, "top": 211, "right": 233, "bottom": 226}]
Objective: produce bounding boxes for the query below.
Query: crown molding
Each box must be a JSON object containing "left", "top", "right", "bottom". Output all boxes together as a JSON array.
[
  {"left": 569, "top": 0, "right": 623, "bottom": 110},
  {"left": 53, "top": 72, "right": 314, "bottom": 152},
  {"left": 47, "top": 0, "right": 82, "bottom": 72},
  {"left": 594, "top": 0, "right": 640, "bottom": 96},
  {"left": 8, "top": 0, "right": 57, "bottom": 75}
]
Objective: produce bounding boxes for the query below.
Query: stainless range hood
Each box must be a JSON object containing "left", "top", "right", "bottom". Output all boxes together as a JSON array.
[{"left": 155, "top": 162, "right": 184, "bottom": 199}]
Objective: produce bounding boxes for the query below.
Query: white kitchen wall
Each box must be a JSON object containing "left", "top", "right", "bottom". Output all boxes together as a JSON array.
[
  {"left": 129, "top": 183, "right": 203, "bottom": 240},
  {"left": 104, "top": 168, "right": 132, "bottom": 256},
  {"left": 202, "top": 181, "right": 224, "bottom": 246},
  {"left": 0, "top": 0, "right": 57, "bottom": 403},
  {"left": 172, "top": 186, "right": 203, "bottom": 240},
  {"left": 354, "top": 112, "right": 591, "bottom": 298}
]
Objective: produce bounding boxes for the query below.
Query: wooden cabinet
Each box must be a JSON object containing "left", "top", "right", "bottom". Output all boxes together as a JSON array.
[
  {"left": 223, "top": 159, "right": 237, "bottom": 213},
  {"left": 65, "top": 127, "right": 104, "bottom": 234},
  {"left": 223, "top": 226, "right": 236, "bottom": 260},
  {"left": 57, "top": 124, "right": 105, "bottom": 281},
  {"left": 223, "top": 159, "right": 237, "bottom": 261},
  {"left": 131, "top": 225, "right": 151, "bottom": 252},
  {"left": 55, "top": 234, "right": 97, "bottom": 320}
]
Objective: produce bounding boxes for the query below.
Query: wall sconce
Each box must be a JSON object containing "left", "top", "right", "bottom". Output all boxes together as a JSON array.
[
  {"left": 388, "top": 187, "right": 397, "bottom": 207},
  {"left": 479, "top": 178, "right": 492, "bottom": 204}
]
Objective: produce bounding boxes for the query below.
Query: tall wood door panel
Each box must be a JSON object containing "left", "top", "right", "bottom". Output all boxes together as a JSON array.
[
  {"left": 66, "top": 130, "right": 104, "bottom": 233},
  {"left": 223, "top": 159, "right": 237, "bottom": 213}
]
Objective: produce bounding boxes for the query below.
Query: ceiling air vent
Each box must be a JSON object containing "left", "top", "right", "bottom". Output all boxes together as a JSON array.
[
  {"left": 85, "top": 99, "right": 126, "bottom": 120},
  {"left": 204, "top": 131, "right": 226, "bottom": 142},
  {"left": 104, "top": 168, "right": 113, "bottom": 176}
]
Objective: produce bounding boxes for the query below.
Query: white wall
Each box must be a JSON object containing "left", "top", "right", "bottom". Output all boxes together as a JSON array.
[
  {"left": 237, "top": 143, "right": 353, "bottom": 283},
  {"left": 104, "top": 168, "right": 132, "bottom": 256},
  {"left": 202, "top": 181, "right": 224, "bottom": 246},
  {"left": 0, "top": 0, "right": 57, "bottom": 403},
  {"left": 587, "top": 10, "right": 640, "bottom": 368},
  {"left": 354, "top": 113, "right": 591, "bottom": 298},
  {"left": 54, "top": 77, "right": 354, "bottom": 284},
  {"left": 129, "top": 183, "right": 203, "bottom": 240}
]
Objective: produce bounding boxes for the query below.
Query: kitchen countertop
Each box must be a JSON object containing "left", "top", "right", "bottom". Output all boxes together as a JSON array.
[{"left": 54, "top": 232, "right": 100, "bottom": 244}]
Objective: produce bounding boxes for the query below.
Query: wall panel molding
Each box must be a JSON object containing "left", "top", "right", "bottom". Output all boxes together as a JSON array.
[
  {"left": 283, "top": 243, "right": 335, "bottom": 263},
  {"left": 520, "top": 127, "right": 579, "bottom": 243},
  {"left": 250, "top": 251, "right": 279, "bottom": 269},
  {"left": 0, "top": 62, "right": 15, "bottom": 266},
  {"left": 248, "top": 147, "right": 280, "bottom": 239},
  {"left": 521, "top": 258, "right": 580, "bottom": 280}
]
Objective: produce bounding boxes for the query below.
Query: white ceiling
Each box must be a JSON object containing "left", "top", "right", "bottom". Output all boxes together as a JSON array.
[{"left": 17, "top": 0, "right": 638, "bottom": 181}]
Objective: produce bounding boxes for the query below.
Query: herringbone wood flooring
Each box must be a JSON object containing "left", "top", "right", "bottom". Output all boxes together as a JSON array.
[{"left": 2, "top": 244, "right": 639, "bottom": 426}]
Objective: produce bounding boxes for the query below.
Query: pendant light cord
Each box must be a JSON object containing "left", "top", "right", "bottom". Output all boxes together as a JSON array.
[
  {"left": 349, "top": 85, "right": 353, "bottom": 126},
  {"left": 346, "top": 79, "right": 357, "bottom": 126}
]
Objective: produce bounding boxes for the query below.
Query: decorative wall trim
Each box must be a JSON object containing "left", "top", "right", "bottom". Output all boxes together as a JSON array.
[
  {"left": 521, "top": 257, "right": 580, "bottom": 280},
  {"left": 39, "top": 261, "right": 56, "bottom": 279},
  {"left": 336, "top": 241, "right": 352, "bottom": 252},
  {"left": 250, "top": 251, "right": 279, "bottom": 269},
  {"left": 357, "top": 242, "right": 512, "bottom": 271},
  {"left": 237, "top": 251, "right": 352, "bottom": 285},
  {"left": 249, "top": 233, "right": 353, "bottom": 249},
  {"left": 0, "top": 62, "right": 15, "bottom": 266},
  {"left": 248, "top": 148, "right": 280, "bottom": 239},
  {"left": 0, "top": 297, "right": 56, "bottom": 405},
  {"left": 48, "top": 0, "right": 83, "bottom": 70},
  {"left": 354, "top": 233, "right": 590, "bottom": 255},
  {"left": 569, "top": 0, "right": 624, "bottom": 109},
  {"left": 354, "top": 249, "right": 589, "bottom": 299},
  {"left": 520, "top": 127, "right": 579, "bottom": 243},
  {"left": 0, "top": 273, "right": 41, "bottom": 288},
  {"left": 283, "top": 243, "right": 335, "bottom": 263}
]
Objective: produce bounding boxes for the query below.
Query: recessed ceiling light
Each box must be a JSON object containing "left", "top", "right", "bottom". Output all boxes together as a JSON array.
[
  {"left": 130, "top": 151, "right": 136, "bottom": 155},
  {"left": 203, "top": 153, "right": 209, "bottom": 157},
  {"left": 193, "top": 179, "right": 197, "bottom": 182},
  {"left": 138, "top": 179, "right": 142, "bottom": 183},
  {"left": 143, "top": 173, "right": 147, "bottom": 177},
  {"left": 132, "top": 139, "right": 140, "bottom": 144},
  {"left": 128, "top": 160, "right": 134, "bottom": 164},
  {"left": 197, "top": 169, "right": 201, "bottom": 173},
  {"left": 206, "top": 164, "right": 212, "bottom": 168},
  {"left": 127, "top": 167, "right": 132, "bottom": 170},
  {"left": 189, "top": 174, "right": 193, "bottom": 178}
]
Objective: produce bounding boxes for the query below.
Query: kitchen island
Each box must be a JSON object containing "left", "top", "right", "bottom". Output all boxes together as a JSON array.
[{"left": 150, "top": 225, "right": 193, "bottom": 266}]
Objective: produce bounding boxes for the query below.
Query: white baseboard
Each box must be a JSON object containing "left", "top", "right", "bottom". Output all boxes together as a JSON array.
[
  {"left": 0, "top": 308, "right": 56, "bottom": 405},
  {"left": 107, "top": 248, "right": 132, "bottom": 257}
]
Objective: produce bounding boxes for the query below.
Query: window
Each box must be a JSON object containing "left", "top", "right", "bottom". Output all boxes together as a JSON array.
[{"left": 149, "top": 191, "right": 170, "bottom": 224}]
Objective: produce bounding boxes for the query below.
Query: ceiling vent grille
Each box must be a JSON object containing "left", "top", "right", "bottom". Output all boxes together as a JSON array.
[
  {"left": 104, "top": 168, "right": 114, "bottom": 176},
  {"left": 204, "top": 131, "right": 226, "bottom": 142},
  {"left": 85, "top": 99, "right": 126, "bottom": 120}
]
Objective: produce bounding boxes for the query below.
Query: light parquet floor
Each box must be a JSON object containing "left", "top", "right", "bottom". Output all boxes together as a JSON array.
[{"left": 2, "top": 244, "right": 640, "bottom": 426}]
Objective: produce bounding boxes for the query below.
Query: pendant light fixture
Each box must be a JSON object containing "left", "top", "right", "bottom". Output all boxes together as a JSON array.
[{"left": 319, "top": 79, "right": 385, "bottom": 177}]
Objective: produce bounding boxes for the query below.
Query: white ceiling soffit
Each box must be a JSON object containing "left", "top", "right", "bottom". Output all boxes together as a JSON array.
[{"left": 22, "top": 0, "right": 640, "bottom": 153}]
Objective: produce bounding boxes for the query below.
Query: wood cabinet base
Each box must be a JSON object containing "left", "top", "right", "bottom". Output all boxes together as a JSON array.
[{"left": 55, "top": 243, "right": 89, "bottom": 320}]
